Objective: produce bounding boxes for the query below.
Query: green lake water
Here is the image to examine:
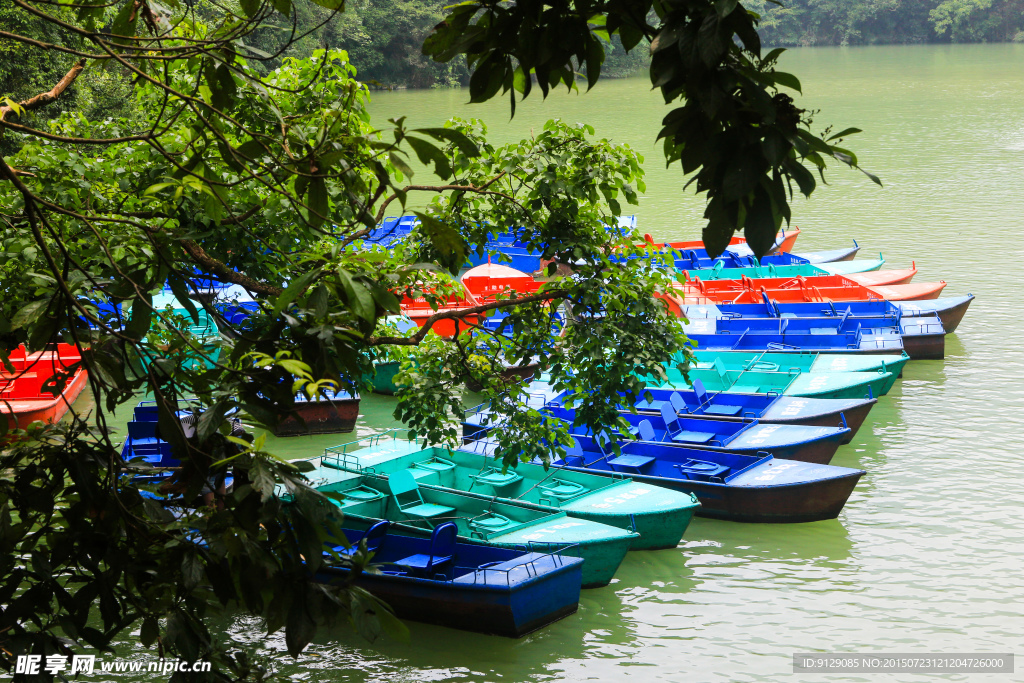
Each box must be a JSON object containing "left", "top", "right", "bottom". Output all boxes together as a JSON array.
[{"left": 91, "top": 44, "right": 1023, "bottom": 681}]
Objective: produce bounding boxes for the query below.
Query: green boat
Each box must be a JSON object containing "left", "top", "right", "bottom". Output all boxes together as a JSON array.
[
  {"left": 141, "top": 291, "right": 221, "bottom": 371},
  {"left": 646, "top": 359, "right": 894, "bottom": 399},
  {"left": 312, "top": 433, "right": 701, "bottom": 551},
  {"left": 367, "top": 360, "right": 401, "bottom": 395},
  {"left": 306, "top": 437, "right": 638, "bottom": 588},
  {"left": 690, "top": 350, "right": 909, "bottom": 387},
  {"left": 685, "top": 258, "right": 883, "bottom": 281}
]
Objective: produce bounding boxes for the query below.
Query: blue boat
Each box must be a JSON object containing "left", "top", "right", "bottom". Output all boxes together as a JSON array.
[
  {"left": 670, "top": 247, "right": 885, "bottom": 276},
  {"left": 681, "top": 308, "right": 946, "bottom": 359},
  {"left": 472, "top": 437, "right": 865, "bottom": 523},
  {"left": 313, "top": 523, "right": 584, "bottom": 637},
  {"left": 541, "top": 405, "right": 850, "bottom": 465},
  {"left": 896, "top": 294, "right": 975, "bottom": 333}
]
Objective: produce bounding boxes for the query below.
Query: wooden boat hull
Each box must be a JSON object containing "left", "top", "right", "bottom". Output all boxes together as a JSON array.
[{"left": 272, "top": 396, "right": 360, "bottom": 436}]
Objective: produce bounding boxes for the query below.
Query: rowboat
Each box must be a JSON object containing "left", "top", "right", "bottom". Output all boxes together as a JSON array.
[
  {"left": 483, "top": 435, "right": 864, "bottom": 523},
  {"left": 543, "top": 405, "right": 849, "bottom": 464},
  {"left": 687, "top": 349, "right": 910, "bottom": 377},
  {"left": 315, "top": 433, "right": 701, "bottom": 550},
  {"left": 311, "top": 455, "right": 638, "bottom": 588},
  {"left": 793, "top": 241, "right": 861, "bottom": 263},
  {"left": 313, "top": 525, "right": 584, "bottom": 637},
  {"left": 896, "top": 294, "right": 974, "bottom": 333},
  {"left": 400, "top": 280, "right": 483, "bottom": 338},
  {"left": 461, "top": 263, "right": 542, "bottom": 302},
  {"left": 681, "top": 274, "right": 948, "bottom": 303},
  {"left": 1, "top": 344, "right": 89, "bottom": 432},
  {"left": 644, "top": 227, "right": 801, "bottom": 254},
  {"left": 270, "top": 390, "right": 361, "bottom": 436},
  {"left": 686, "top": 264, "right": 917, "bottom": 287},
  {"left": 646, "top": 362, "right": 895, "bottom": 399},
  {"left": 680, "top": 308, "right": 946, "bottom": 359},
  {"left": 667, "top": 248, "right": 885, "bottom": 275},
  {"left": 625, "top": 386, "right": 875, "bottom": 443}
]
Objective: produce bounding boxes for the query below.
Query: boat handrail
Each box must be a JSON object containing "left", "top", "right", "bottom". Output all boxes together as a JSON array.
[{"left": 460, "top": 542, "right": 580, "bottom": 586}]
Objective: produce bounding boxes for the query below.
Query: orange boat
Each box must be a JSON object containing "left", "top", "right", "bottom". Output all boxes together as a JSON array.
[
  {"left": 678, "top": 274, "right": 947, "bottom": 305},
  {"left": 1, "top": 344, "right": 88, "bottom": 431},
  {"left": 400, "top": 280, "right": 483, "bottom": 338},
  {"left": 846, "top": 263, "right": 918, "bottom": 287},
  {"left": 462, "top": 263, "right": 543, "bottom": 304},
  {"left": 641, "top": 227, "right": 801, "bottom": 254}
]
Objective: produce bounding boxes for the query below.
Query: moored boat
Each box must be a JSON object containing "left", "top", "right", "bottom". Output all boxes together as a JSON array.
[
  {"left": 312, "top": 459, "right": 638, "bottom": 588},
  {"left": 311, "top": 434, "right": 701, "bottom": 550},
  {"left": 793, "top": 241, "right": 861, "bottom": 263},
  {"left": 480, "top": 436, "right": 865, "bottom": 523},
  {"left": 648, "top": 362, "right": 895, "bottom": 399},
  {"left": 680, "top": 274, "right": 947, "bottom": 304},
  {"left": 313, "top": 524, "right": 584, "bottom": 637},
  {"left": 271, "top": 390, "right": 361, "bottom": 436},
  {"left": 543, "top": 405, "right": 850, "bottom": 465},
  {"left": 1, "top": 344, "right": 89, "bottom": 432},
  {"left": 897, "top": 294, "right": 975, "bottom": 333}
]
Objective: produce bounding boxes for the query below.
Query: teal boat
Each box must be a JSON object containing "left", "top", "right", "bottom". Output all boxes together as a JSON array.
[
  {"left": 645, "top": 360, "right": 894, "bottom": 399},
  {"left": 141, "top": 291, "right": 221, "bottom": 371},
  {"left": 367, "top": 360, "right": 401, "bottom": 395},
  {"left": 313, "top": 433, "right": 701, "bottom": 551},
  {"left": 685, "top": 260, "right": 882, "bottom": 281},
  {"left": 689, "top": 350, "right": 909, "bottom": 384},
  {"left": 306, "top": 439, "right": 638, "bottom": 588}
]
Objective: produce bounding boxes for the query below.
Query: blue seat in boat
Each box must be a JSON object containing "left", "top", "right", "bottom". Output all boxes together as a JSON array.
[
  {"left": 388, "top": 470, "right": 455, "bottom": 525},
  {"left": 660, "top": 404, "right": 715, "bottom": 444},
  {"left": 608, "top": 454, "right": 655, "bottom": 473},
  {"left": 674, "top": 459, "right": 730, "bottom": 482},
  {"left": 395, "top": 522, "right": 457, "bottom": 577},
  {"left": 692, "top": 379, "right": 743, "bottom": 416},
  {"left": 635, "top": 419, "right": 657, "bottom": 443},
  {"left": 325, "top": 520, "right": 390, "bottom": 558},
  {"left": 669, "top": 392, "right": 689, "bottom": 415}
]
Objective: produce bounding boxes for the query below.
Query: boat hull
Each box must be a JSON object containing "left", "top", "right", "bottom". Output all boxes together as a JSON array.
[
  {"left": 2, "top": 366, "right": 88, "bottom": 432},
  {"left": 369, "top": 361, "right": 401, "bottom": 395},
  {"left": 273, "top": 397, "right": 360, "bottom": 436},
  {"left": 899, "top": 294, "right": 974, "bottom": 333},
  {"left": 847, "top": 267, "right": 917, "bottom": 286},
  {"left": 560, "top": 465, "right": 864, "bottom": 523}
]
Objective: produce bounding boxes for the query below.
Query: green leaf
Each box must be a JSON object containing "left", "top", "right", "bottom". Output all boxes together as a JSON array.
[
  {"left": 307, "top": 0, "right": 344, "bottom": 9},
  {"left": 826, "top": 127, "right": 863, "bottom": 142},
  {"left": 11, "top": 299, "right": 49, "bottom": 330},
  {"left": 239, "top": 0, "right": 260, "bottom": 17},
  {"left": 124, "top": 296, "right": 154, "bottom": 341},
  {"left": 270, "top": 0, "right": 291, "bottom": 15},
  {"left": 406, "top": 136, "right": 453, "bottom": 180},
  {"left": 307, "top": 176, "right": 329, "bottom": 229},
  {"left": 272, "top": 267, "right": 321, "bottom": 317},
  {"left": 772, "top": 71, "right": 802, "bottom": 93},
  {"left": 412, "top": 128, "right": 480, "bottom": 158},
  {"left": 335, "top": 268, "right": 375, "bottom": 322}
]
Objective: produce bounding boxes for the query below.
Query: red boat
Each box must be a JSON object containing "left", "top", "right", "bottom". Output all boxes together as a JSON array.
[
  {"left": 676, "top": 274, "right": 947, "bottom": 306},
  {"left": 462, "top": 263, "right": 543, "bottom": 304},
  {"left": 641, "top": 227, "right": 801, "bottom": 254},
  {"left": 1, "top": 344, "right": 88, "bottom": 431},
  {"left": 272, "top": 391, "right": 360, "bottom": 436},
  {"left": 400, "top": 280, "right": 483, "bottom": 338}
]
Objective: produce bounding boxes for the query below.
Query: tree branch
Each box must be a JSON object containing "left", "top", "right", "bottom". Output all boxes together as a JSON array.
[
  {"left": 0, "top": 58, "right": 87, "bottom": 123},
  {"left": 177, "top": 240, "right": 284, "bottom": 297}
]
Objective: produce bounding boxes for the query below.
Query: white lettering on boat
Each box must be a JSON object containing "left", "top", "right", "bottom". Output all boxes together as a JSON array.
[
  {"left": 805, "top": 375, "right": 830, "bottom": 390},
  {"left": 590, "top": 488, "right": 652, "bottom": 509},
  {"left": 779, "top": 399, "right": 809, "bottom": 416},
  {"left": 752, "top": 462, "right": 800, "bottom": 481},
  {"left": 743, "top": 423, "right": 781, "bottom": 444},
  {"left": 519, "top": 521, "right": 585, "bottom": 540}
]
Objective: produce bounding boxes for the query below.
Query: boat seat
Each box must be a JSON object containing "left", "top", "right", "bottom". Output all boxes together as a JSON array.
[
  {"left": 608, "top": 454, "right": 655, "bottom": 473},
  {"left": 388, "top": 470, "right": 456, "bottom": 525},
  {"left": 469, "top": 512, "right": 516, "bottom": 537},
  {"left": 674, "top": 459, "right": 730, "bottom": 482},
  {"left": 702, "top": 404, "right": 743, "bottom": 417},
  {"left": 341, "top": 486, "right": 386, "bottom": 503},
  {"left": 413, "top": 457, "right": 455, "bottom": 473},
  {"left": 395, "top": 522, "right": 457, "bottom": 578},
  {"left": 537, "top": 478, "right": 590, "bottom": 500},
  {"left": 731, "top": 384, "right": 761, "bottom": 394},
  {"left": 810, "top": 327, "right": 839, "bottom": 335},
  {"left": 324, "top": 520, "right": 389, "bottom": 558},
  {"left": 671, "top": 430, "right": 716, "bottom": 445},
  {"left": 635, "top": 398, "right": 668, "bottom": 412},
  {"left": 470, "top": 467, "right": 523, "bottom": 490}
]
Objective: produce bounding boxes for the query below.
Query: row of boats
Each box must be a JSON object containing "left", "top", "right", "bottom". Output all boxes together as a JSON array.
[{"left": 4, "top": 222, "right": 972, "bottom": 639}]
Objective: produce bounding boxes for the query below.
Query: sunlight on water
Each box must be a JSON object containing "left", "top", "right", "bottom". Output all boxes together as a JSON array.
[{"left": 93, "top": 44, "right": 1024, "bottom": 682}]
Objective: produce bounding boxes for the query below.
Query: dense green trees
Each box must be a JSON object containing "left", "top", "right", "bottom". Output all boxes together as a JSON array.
[{"left": 747, "top": 0, "right": 1024, "bottom": 46}]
